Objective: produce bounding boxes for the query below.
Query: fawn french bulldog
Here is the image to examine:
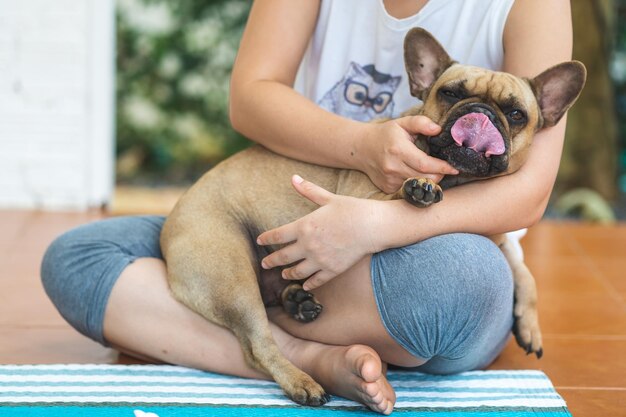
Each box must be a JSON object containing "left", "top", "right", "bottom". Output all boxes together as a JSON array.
[{"left": 161, "top": 28, "right": 586, "bottom": 406}]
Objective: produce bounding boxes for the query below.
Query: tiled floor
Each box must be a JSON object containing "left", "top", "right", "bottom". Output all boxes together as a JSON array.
[{"left": 0, "top": 209, "right": 624, "bottom": 415}]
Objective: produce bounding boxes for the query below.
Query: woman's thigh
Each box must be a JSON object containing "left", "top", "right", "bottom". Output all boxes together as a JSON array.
[
  {"left": 41, "top": 215, "right": 166, "bottom": 345},
  {"left": 269, "top": 233, "right": 514, "bottom": 373}
]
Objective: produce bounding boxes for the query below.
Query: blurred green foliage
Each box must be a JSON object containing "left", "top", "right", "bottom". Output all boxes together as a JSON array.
[
  {"left": 116, "top": 0, "right": 252, "bottom": 184},
  {"left": 116, "top": 0, "right": 626, "bottom": 193}
]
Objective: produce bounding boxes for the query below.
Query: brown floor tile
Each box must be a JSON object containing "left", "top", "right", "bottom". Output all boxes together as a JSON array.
[
  {"left": 565, "top": 221, "right": 626, "bottom": 239},
  {"left": 564, "top": 224, "right": 626, "bottom": 259},
  {"left": 537, "top": 308, "right": 626, "bottom": 336},
  {"left": 489, "top": 337, "right": 626, "bottom": 388},
  {"left": 521, "top": 223, "right": 578, "bottom": 258},
  {"left": 0, "top": 247, "right": 42, "bottom": 278},
  {"left": 525, "top": 257, "right": 626, "bottom": 336},
  {"left": 559, "top": 388, "right": 626, "bottom": 417},
  {"left": 0, "top": 211, "right": 32, "bottom": 253},
  {"left": 590, "top": 256, "right": 626, "bottom": 294},
  {"left": 0, "top": 327, "right": 117, "bottom": 364},
  {"left": 530, "top": 258, "right": 611, "bottom": 296},
  {"left": 537, "top": 292, "right": 626, "bottom": 335}
]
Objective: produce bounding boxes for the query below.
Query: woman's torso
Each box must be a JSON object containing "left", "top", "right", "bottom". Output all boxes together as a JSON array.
[{"left": 295, "top": 0, "right": 515, "bottom": 121}]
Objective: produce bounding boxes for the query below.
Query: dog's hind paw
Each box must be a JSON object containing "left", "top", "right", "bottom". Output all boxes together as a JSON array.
[
  {"left": 285, "top": 376, "right": 330, "bottom": 406},
  {"left": 281, "top": 284, "right": 323, "bottom": 322},
  {"left": 513, "top": 309, "right": 543, "bottom": 359},
  {"left": 402, "top": 178, "right": 443, "bottom": 207}
]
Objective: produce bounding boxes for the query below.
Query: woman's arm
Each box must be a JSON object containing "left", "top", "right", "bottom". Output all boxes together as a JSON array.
[
  {"left": 258, "top": 0, "right": 574, "bottom": 290},
  {"left": 230, "top": 0, "right": 456, "bottom": 193},
  {"left": 230, "top": 0, "right": 358, "bottom": 167},
  {"left": 372, "top": 0, "right": 574, "bottom": 244}
]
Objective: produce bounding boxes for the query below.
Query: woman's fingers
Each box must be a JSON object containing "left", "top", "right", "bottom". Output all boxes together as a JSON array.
[
  {"left": 261, "top": 243, "right": 304, "bottom": 269},
  {"left": 394, "top": 116, "right": 458, "bottom": 176},
  {"left": 282, "top": 265, "right": 335, "bottom": 291},
  {"left": 394, "top": 115, "right": 441, "bottom": 136},
  {"left": 257, "top": 177, "right": 379, "bottom": 289},
  {"left": 282, "top": 260, "right": 320, "bottom": 281},
  {"left": 257, "top": 222, "right": 297, "bottom": 246},
  {"left": 291, "top": 174, "right": 334, "bottom": 206},
  {"left": 404, "top": 152, "right": 458, "bottom": 177},
  {"left": 257, "top": 175, "right": 335, "bottom": 246},
  {"left": 302, "top": 270, "right": 334, "bottom": 291}
]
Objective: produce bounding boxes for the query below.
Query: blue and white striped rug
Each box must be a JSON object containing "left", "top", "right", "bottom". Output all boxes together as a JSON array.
[{"left": 0, "top": 365, "right": 571, "bottom": 416}]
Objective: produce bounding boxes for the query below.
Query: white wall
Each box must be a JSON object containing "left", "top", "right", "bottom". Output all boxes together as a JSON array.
[{"left": 0, "top": 0, "right": 115, "bottom": 210}]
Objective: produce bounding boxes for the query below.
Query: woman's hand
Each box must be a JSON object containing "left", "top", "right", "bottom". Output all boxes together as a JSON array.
[
  {"left": 257, "top": 175, "right": 386, "bottom": 291},
  {"left": 356, "top": 115, "right": 458, "bottom": 193}
]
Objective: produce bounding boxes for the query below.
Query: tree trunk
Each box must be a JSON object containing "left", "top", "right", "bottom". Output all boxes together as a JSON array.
[{"left": 556, "top": 0, "right": 618, "bottom": 200}]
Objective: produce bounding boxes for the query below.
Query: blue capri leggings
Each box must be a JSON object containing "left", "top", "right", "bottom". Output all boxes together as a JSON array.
[{"left": 41, "top": 215, "right": 513, "bottom": 374}]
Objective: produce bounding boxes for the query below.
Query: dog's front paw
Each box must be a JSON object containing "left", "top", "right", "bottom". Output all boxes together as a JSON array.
[
  {"left": 402, "top": 178, "right": 443, "bottom": 207},
  {"left": 281, "top": 284, "right": 323, "bottom": 322},
  {"left": 513, "top": 306, "right": 543, "bottom": 359}
]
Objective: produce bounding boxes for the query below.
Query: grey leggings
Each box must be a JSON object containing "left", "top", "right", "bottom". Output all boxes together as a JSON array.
[{"left": 41, "top": 215, "right": 513, "bottom": 374}]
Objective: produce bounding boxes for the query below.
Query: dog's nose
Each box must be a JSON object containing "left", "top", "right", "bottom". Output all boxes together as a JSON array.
[{"left": 468, "top": 104, "right": 498, "bottom": 124}]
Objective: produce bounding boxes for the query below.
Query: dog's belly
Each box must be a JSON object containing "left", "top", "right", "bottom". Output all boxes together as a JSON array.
[{"left": 163, "top": 145, "right": 381, "bottom": 306}]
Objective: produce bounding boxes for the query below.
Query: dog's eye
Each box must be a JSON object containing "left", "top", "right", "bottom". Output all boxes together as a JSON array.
[
  {"left": 507, "top": 109, "right": 526, "bottom": 123},
  {"left": 440, "top": 89, "right": 459, "bottom": 100}
]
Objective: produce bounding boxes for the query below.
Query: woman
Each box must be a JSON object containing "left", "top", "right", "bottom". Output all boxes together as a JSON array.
[{"left": 41, "top": 0, "right": 573, "bottom": 414}]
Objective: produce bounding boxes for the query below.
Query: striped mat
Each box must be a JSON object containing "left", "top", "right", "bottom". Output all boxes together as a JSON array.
[{"left": 0, "top": 365, "right": 571, "bottom": 416}]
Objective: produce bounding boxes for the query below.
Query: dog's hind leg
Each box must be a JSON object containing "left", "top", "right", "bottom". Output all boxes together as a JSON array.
[
  {"left": 225, "top": 306, "right": 330, "bottom": 406},
  {"left": 492, "top": 234, "right": 543, "bottom": 358},
  {"left": 164, "top": 237, "right": 329, "bottom": 406}
]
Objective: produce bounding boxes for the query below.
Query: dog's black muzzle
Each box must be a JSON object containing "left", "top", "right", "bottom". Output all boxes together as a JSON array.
[{"left": 426, "top": 103, "right": 510, "bottom": 177}]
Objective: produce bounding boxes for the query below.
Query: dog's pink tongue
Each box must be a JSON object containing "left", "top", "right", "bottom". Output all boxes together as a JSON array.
[{"left": 450, "top": 113, "right": 505, "bottom": 157}]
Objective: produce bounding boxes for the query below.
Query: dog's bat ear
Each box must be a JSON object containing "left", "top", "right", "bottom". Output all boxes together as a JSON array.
[
  {"left": 404, "top": 28, "right": 454, "bottom": 100},
  {"left": 530, "top": 61, "right": 587, "bottom": 128}
]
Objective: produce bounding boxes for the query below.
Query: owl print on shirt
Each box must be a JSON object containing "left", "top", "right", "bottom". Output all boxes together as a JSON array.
[{"left": 318, "top": 62, "right": 402, "bottom": 122}]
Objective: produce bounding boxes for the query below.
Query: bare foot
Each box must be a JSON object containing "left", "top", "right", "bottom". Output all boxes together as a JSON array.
[
  {"left": 317, "top": 344, "right": 396, "bottom": 415},
  {"left": 278, "top": 331, "right": 396, "bottom": 414}
]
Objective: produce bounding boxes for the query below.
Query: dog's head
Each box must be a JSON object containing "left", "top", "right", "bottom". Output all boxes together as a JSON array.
[{"left": 404, "top": 28, "right": 586, "bottom": 178}]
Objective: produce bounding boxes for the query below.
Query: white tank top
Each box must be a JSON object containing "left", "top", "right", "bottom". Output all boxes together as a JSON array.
[{"left": 295, "top": 0, "right": 515, "bottom": 121}]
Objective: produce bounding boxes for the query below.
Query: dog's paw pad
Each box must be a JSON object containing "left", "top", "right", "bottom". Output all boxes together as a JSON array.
[
  {"left": 282, "top": 285, "right": 323, "bottom": 323},
  {"left": 403, "top": 178, "right": 443, "bottom": 207}
]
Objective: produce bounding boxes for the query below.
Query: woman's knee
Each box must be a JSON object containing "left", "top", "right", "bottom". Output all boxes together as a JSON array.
[
  {"left": 40, "top": 216, "right": 166, "bottom": 344},
  {"left": 41, "top": 225, "right": 94, "bottom": 301},
  {"left": 371, "top": 233, "right": 514, "bottom": 369}
]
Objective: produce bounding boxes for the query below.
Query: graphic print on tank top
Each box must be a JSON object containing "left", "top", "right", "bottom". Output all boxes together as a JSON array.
[{"left": 318, "top": 62, "right": 401, "bottom": 122}]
